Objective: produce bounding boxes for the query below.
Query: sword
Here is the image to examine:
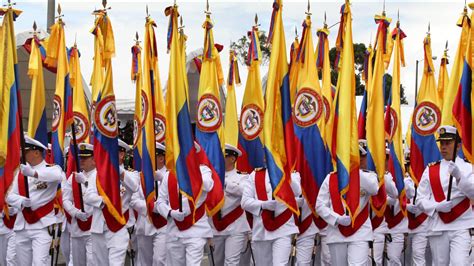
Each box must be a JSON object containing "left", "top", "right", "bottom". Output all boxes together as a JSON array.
[
  {"left": 310, "top": 234, "right": 320, "bottom": 266},
  {"left": 54, "top": 223, "right": 62, "bottom": 266},
  {"left": 208, "top": 239, "right": 216, "bottom": 266},
  {"left": 288, "top": 234, "right": 297, "bottom": 266},
  {"left": 127, "top": 226, "right": 136, "bottom": 266},
  {"left": 49, "top": 224, "right": 56, "bottom": 266}
]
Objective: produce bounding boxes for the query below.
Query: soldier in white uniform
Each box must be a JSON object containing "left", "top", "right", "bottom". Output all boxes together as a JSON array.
[
  {"left": 6, "top": 135, "right": 64, "bottom": 265},
  {"left": 155, "top": 143, "right": 214, "bottom": 266},
  {"left": 130, "top": 142, "right": 168, "bottom": 266},
  {"left": 315, "top": 140, "right": 378, "bottom": 266},
  {"left": 63, "top": 143, "right": 94, "bottom": 266},
  {"left": 289, "top": 171, "right": 318, "bottom": 266},
  {"left": 416, "top": 125, "right": 474, "bottom": 265},
  {"left": 241, "top": 166, "right": 300, "bottom": 265},
  {"left": 210, "top": 144, "right": 250, "bottom": 266},
  {"left": 0, "top": 198, "right": 17, "bottom": 265},
  {"left": 370, "top": 145, "right": 403, "bottom": 266},
  {"left": 84, "top": 139, "right": 139, "bottom": 265}
]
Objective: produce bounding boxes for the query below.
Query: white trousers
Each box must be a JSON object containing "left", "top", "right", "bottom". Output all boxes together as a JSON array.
[
  {"left": 408, "top": 232, "right": 428, "bottom": 266},
  {"left": 328, "top": 241, "right": 369, "bottom": 266},
  {"left": 296, "top": 233, "right": 315, "bottom": 266},
  {"left": 316, "top": 235, "right": 331, "bottom": 266},
  {"left": 429, "top": 229, "right": 471, "bottom": 266},
  {"left": 137, "top": 233, "right": 166, "bottom": 266},
  {"left": 239, "top": 235, "right": 253, "bottom": 266},
  {"left": 71, "top": 236, "right": 92, "bottom": 266},
  {"left": 0, "top": 231, "right": 16, "bottom": 266},
  {"left": 166, "top": 236, "right": 207, "bottom": 266},
  {"left": 60, "top": 227, "right": 71, "bottom": 266},
  {"left": 91, "top": 227, "right": 129, "bottom": 266},
  {"left": 372, "top": 233, "right": 404, "bottom": 266},
  {"left": 252, "top": 235, "right": 292, "bottom": 266},
  {"left": 211, "top": 233, "right": 247, "bottom": 266},
  {"left": 15, "top": 228, "right": 51, "bottom": 266}
]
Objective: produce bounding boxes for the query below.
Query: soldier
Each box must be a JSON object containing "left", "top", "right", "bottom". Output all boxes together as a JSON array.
[
  {"left": 315, "top": 140, "right": 378, "bottom": 265},
  {"left": 63, "top": 143, "right": 94, "bottom": 266},
  {"left": 370, "top": 144, "right": 401, "bottom": 266},
  {"left": 84, "top": 139, "right": 139, "bottom": 265},
  {"left": 241, "top": 164, "right": 300, "bottom": 265},
  {"left": 6, "top": 135, "right": 65, "bottom": 265},
  {"left": 155, "top": 142, "right": 214, "bottom": 266},
  {"left": 130, "top": 142, "right": 168, "bottom": 266},
  {"left": 403, "top": 148, "right": 431, "bottom": 266},
  {"left": 416, "top": 125, "right": 474, "bottom": 265},
  {"left": 209, "top": 144, "right": 250, "bottom": 266},
  {"left": 0, "top": 196, "right": 17, "bottom": 265},
  {"left": 291, "top": 171, "right": 318, "bottom": 266}
]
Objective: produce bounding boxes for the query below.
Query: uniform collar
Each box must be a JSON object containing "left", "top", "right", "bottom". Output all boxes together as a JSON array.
[{"left": 225, "top": 168, "right": 237, "bottom": 177}]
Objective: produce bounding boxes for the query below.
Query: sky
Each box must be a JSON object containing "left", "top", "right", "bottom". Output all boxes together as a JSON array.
[{"left": 12, "top": 0, "right": 470, "bottom": 110}]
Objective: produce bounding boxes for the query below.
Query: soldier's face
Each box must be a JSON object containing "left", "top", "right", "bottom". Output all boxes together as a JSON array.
[
  {"left": 156, "top": 154, "right": 165, "bottom": 169},
  {"left": 360, "top": 155, "right": 367, "bottom": 170},
  {"left": 440, "top": 140, "right": 460, "bottom": 160},
  {"left": 25, "top": 149, "right": 42, "bottom": 165},
  {"left": 79, "top": 156, "right": 95, "bottom": 172},
  {"left": 225, "top": 155, "right": 237, "bottom": 171}
]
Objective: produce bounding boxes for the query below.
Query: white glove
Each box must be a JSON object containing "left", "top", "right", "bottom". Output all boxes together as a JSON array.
[
  {"left": 75, "top": 172, "right": 87, "bottom": 184},
  {"left": 296, "top": 197, "right": 305, "bottom": 208},
  {"left": 447, "top": 161, "right": 463, "bottom": 180},
  {"left": 170, "top": 210, "right": 186, "bottom": 221},
  {"left": 261, "top": 200, "right": 277, "bottom": 211},
  {"left": 7, "top": 207, "right": 18, "bottom": 216},
  {"left": 435, "top": 200, "right": 453, "bottom": 213},
  {"left": 22, "top": 198, "right": 32, "bottom": 208},
  {"left": 404, "top": 177, "right": 416, "bottom": 199},
  {"left": 20, "top": 164, "right": 36, "bottom": 177},
  {"left": 387, "top": 197, "right": 397, "bottom": 206},
  {"left": 75, "top": 211, "right": 89, "bottom": 222},
  {"left": 406, "top": 204, "right": 422, "bottom": 216},
  {"left": 154, "top": 170, "right": 164, "bottom": 182},
  {"left": 119, "top": 165, "right": 125, "bottom": 176},
  {"left": 336, "top": 215, "right": 352, "bottom": 226}
]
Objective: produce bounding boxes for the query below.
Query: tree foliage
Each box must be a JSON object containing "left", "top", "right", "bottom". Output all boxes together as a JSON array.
[{"left": 230, "top": 31, "right": 271, "bottom": 66}]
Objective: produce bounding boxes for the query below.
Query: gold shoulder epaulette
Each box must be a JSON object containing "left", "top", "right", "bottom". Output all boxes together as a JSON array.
[{"left": 428, "top": 160, "right": 441, "bottom": 167}]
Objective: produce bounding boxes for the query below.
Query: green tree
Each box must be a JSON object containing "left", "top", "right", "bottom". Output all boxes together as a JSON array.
[
  {"left": 329, "top": 43, "right": 367, "bottom": 95},
  {"left": 383, "top": 74, "right": 409, "bottom": 105},
  {"left": 230, "top": 31, "right": 271, "bottom": 66}
]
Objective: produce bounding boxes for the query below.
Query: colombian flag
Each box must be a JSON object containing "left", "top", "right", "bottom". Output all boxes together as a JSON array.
[
  {"left": 366, "top": 13, "right": 391, "bottom": 217},
  {"left": 195, "top": 13, "right": 225, "bottom": 216},
  {"left": 329, "top": 1, "right": 360, "bottom": 219},
  {"left": 236, "top": 25, "right": 265, "bottom": 173},
  {"left": 27, "top": 35, "right": 48, "bottom": 147},
  {"left": 0, "top": 6, "right": 22, "bottom": 212},
  {"left": 165, "top": 5, "right": 203, "bottom": 212},
  {"left": 264, "top": 0, "right": 298, "bottom": 215},
  {"left": 289, "top": 32, "right": 299, "bottom": 107},
  {"left": 442, "top": 8, "right": 470, "bottom": 126},
  {"left": 437, "top": 47, "right": 449, "bottom": 110},
  {"left": 90, "top": 10, "right": 126, "bottom": 231},
  {"left": 69, "top": 45, "right": 90, "bottom": 144},
  {"left": 293, "top": 14, "right": 332, "bottom": 219},
  {"left": 45, "top": 17, "right": 73, "bottom": 168},
  {"left": 410, "top": 32, "right": 441, "bottom": 183},
  {"left": 224, "top": 51, "right": 240, "bottom": 148},
  {"left": 131, "top": 42, "right": 143, "bottom": 172},
  {"left": 385, "top": 20, "right": 407, "bottom": 214},
  {"left": 453, "top": 4, "right": 474, "bottom": 163},
  {"left": 316, "top": 24, "right": 335, "bottom": 146},
  {"left": 141, "top": 16, "right": 167, "bottom": 227}
]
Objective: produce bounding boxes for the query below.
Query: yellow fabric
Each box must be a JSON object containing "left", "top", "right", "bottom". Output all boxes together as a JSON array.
[
  {"left": 224, "top": 51, "right": 239, "bottom": 148},
  {"left": 69, "top": 46, "right": 90, "bottom": 143}
]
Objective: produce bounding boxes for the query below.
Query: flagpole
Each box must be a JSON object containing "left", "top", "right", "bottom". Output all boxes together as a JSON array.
[
  {"left": 446, "top": 136, "right": 459, "bottom": 201},
  {"left": 70, "top": 124, "right": 85, "bottom": 212}
]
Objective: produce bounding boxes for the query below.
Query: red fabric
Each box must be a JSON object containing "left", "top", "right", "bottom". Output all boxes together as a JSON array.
[
  {"left": 2, "top": 214, "right": 16, "bottom": 229},
  {"left": 329, "top": 173, "right": 369, "bottom": 237},
  {"left": 212, "top": 207, "right": 244, "bottom": 232},
  {"left": 147, "top": 201, "right": 167, "bottom": 229},
  {"left": 371, "top": 214, "right": 383, "bottom": 230},
  {"left": 407, "top": 211, "right": 428, "bottom": 230},
  {"left": 385, "top": 206, "right": 404, "bottom": 229},
  {"left": 428, "top": 163, "right": 471, "bottom": 224},
  {"left": 314, "top": 216, "right": 328, "bottom": 230},
  {"left": 168, "top": 173, "right": 205, "bottom": 231},
  {"left": 254, "top": 169, "right": 292, "bottom": 231},
  {"left": 296, "top": 215, "right": 313, "bottom": 235},
  {"left": 17, "top": 173, "right": 54, "bottom": 224}
]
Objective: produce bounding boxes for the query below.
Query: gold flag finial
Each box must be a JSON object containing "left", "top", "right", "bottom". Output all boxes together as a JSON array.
[
  {"left": 382, "top": 0, "right": 386, "bottom": 16},
  {"left": 57, "top": 3, "right": 62, "bottom": 15},
  {"left": 33, "top": 21, "right": 37, "bottom": 32},
  {"left": 427, "top": 22, "right": 430, "bottom": 35},
  {"left": 295, "top": 26, "right": 298, "bottom": 39},
  {"left": 146, "top": 4, "right": 150, "bottom": 19},
  {"left": 102, "top": 0, "right": 107, "bottom": 9},
  {"left": 134, "top": 31, "right": 140, "bottom": 45},
  {"left": 74, "top": 33, "right": 77, "bottom": 47},
  {"left": 324, "top": 11, "right": 327, "bottom": 27},
  {"left": 205, "top": 0, "right": 211, "bottom": 15},
  {"left": 255, "top": 13, "right": 258, "bottom": 26},
  {"left": 305, "top": 0, "right": 311, "bottom": 16}
]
